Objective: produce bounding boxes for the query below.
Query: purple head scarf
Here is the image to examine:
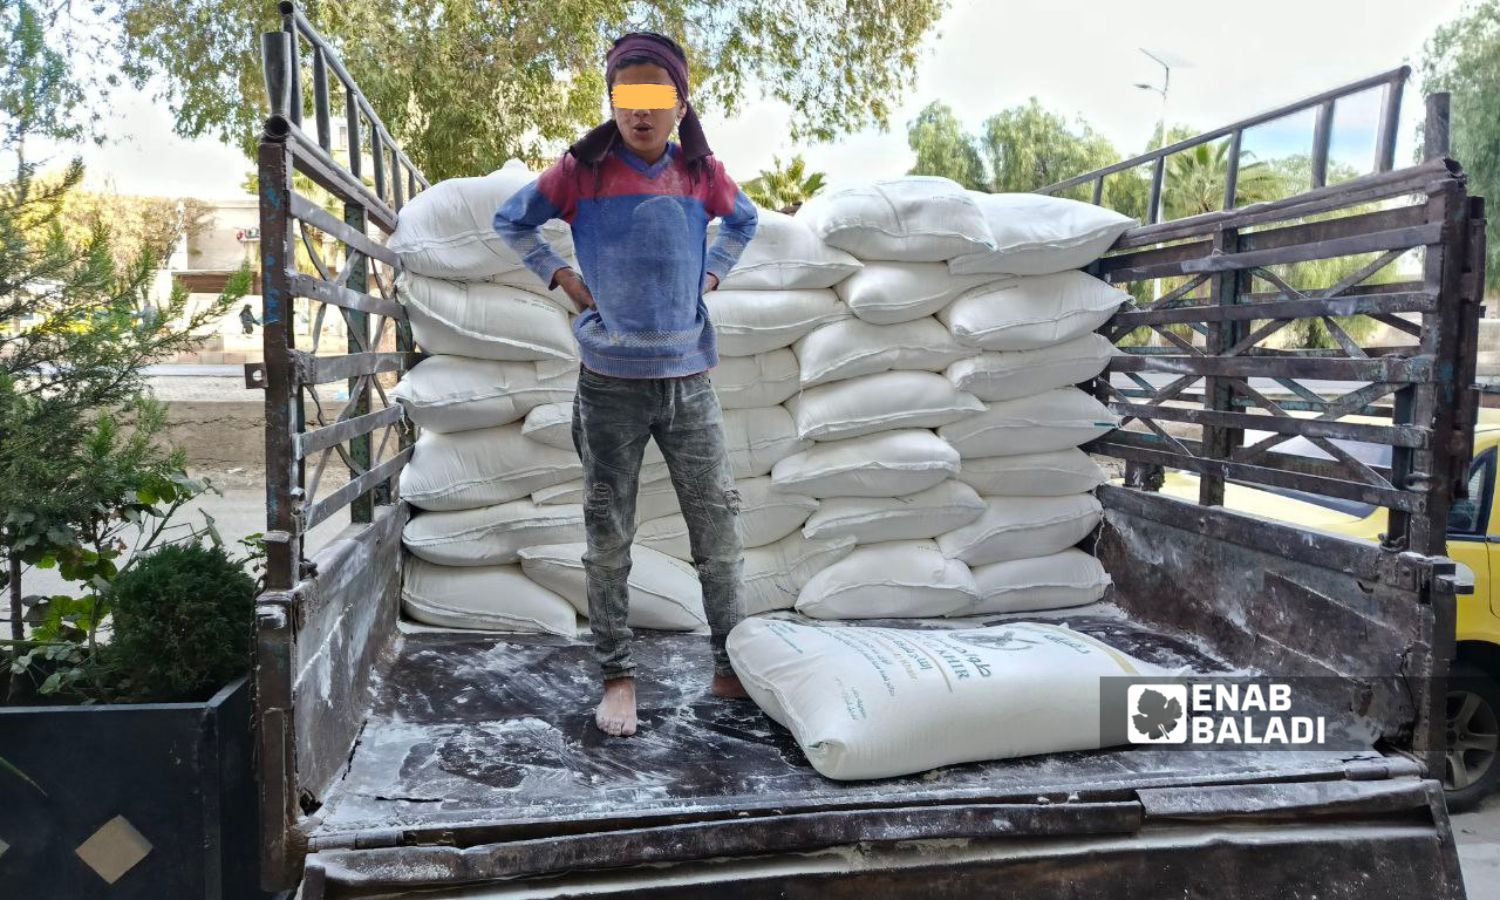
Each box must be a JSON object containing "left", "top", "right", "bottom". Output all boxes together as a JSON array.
[{"left": 568, "top": 31, "right": 713, "bottom": 168}]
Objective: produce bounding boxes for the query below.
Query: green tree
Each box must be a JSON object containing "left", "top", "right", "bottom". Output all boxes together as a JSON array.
[
  {"left": 1421, "top": 0, "right": 1500, "bottom": 289},
  {"left": 742, "top": 154, "right": 826, "bottom": 212},
  {"left": 978, "top": 98, "right": 1119, "bottom": 194},
  {"left": 1163, "top": 139, "right": 1284, "bottom": 220},
  {"left": 1, "top": 1, "right": 249, "bottom": 654},
  {"left": 906, "top": 101, "right": 986, "bottom": 189},
  {"left": 111, "top": 0, "right": 948, "bottom": 181}
]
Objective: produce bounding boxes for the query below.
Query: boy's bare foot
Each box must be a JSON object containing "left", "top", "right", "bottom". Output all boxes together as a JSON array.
[
  {"left": 711, "top": 673, "right": 750, "bottom": 699},
  {"left": 595, "top": 677, "right": 637, "bottom": 736}
]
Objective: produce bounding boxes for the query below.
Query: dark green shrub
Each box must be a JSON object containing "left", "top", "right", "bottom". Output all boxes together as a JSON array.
[{"left": 104, "top": 543, "right": 255, "bottom": 701}]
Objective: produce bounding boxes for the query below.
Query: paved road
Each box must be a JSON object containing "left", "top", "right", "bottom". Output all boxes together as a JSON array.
[{"left": 1458, "top": 798, "right": 1500, "bottom": 899}]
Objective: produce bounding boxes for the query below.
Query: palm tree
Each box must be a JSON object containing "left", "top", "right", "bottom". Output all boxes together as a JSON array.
[
  {"left": 742, "top": 155, "right": 827, "bottom": 213},
  {"left": 1163, "top": 140, "right": 1285, "bottom": 220}
]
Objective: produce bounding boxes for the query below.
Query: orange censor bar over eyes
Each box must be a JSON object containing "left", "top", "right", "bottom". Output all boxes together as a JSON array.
[{"left": 612, "top": 83, "right": 678, "bottom": 109}]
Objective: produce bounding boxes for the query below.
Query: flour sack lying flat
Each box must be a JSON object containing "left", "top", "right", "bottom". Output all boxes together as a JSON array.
[
  {"left": 834, "top": 262, "right": 1007, "bottom": 325},
  {"left": 399, "top": 273, "right": 576, "bottom": 362},
  {"left": 801, "top": 480, "right": 984, "bottom": 544},
  {"left": 742, "top": 533, "right": 857, "bottom": 616},
  {"left": 947, "top": 191, "right": 1136, "bottom": 276},
  {"left": 797, "top": 177, "right": 995, "bottom": 262},
  {"left": 957, "top": 549, "right": 1112, "bottom": 615},
  {"left": 517, "top": 543, "right": 707, "bottom": 631},
  {"left": 728, "top": 617, "right": 1167, "bottom": 779},
  {"left": 787, "top": 371, "right": 984, "bottom": 442},
  {"left": 711, "top": 350, "right": 801, "bottom": 408},
  {"left": 954, "top": 449, "right": 1108, "bottom": 496},
  {"left": 402, "top": 500, "right": 584, "bottom": 566},
  {"left": 794, "top": 316, "right": 975, "bottom": 388},
  {"left": 772, "top": 430, "right": 961, "bottom": 498},
  {"left": 401, "top": 558, "right": 578, "bottom": 636},
  {"left": 393, "top": 357, "right": 576, "bottom": 433},
  {"left": 795, "top": 540, "right": 979, "bottom": 620},
  {"left": 944, "top": 334, "right": 1114, "bottom": 402},
  {"left": 936, "top": 494, "right": 1103, "bottom": 566},
  {"left": 401, "top": 425, "right": 582, "bottom": 511},
  {"left": 937, "top": 388, "right": 1118, "bottom": 458},
  {"left": 939, "top": 271, "right": 1128, "bottom": 352},
  {"left": 713, "top": 208, "right": 863, "bottom": 290},
  {"left": 707, "top": 289, "right": 849, "bottom": 356}
]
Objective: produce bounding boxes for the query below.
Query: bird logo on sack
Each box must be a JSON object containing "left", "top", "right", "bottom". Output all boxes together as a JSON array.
[{"left": 1125, "top": 682, "right": 1327, "bottom": 746}]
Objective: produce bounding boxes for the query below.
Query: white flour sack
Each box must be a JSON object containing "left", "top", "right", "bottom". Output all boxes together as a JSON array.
[
  {"left": 794, "top": 316, "right": 975, "bottom": 388},
  {"left": 742, "top": 532, "right": 857, "bottom": 616},
  {"left": 402, "top": 558, "right": 578, "bottom": 636},
  {"left": 392, "top": 357, "right": 576, "bottom": 433},
  {"left": 632, "top": 480, "right": 820, "bottom": 558},
  {"left": 728, "top": 618, "right": 1165, "bottom": 779},
  {"left": 713, "top": 208, "right": 863, "bottom": 290},
  {"left": 937, "top": 388, "right": 1118, "bottom": 458},
  {"left": 936, "top": 494, "right": 1104, "bottom": 566},
  {"left": 797, "top": 177, "right": 995, "bottom": 262},
  {"left": 787, "top": 371, "right": 984, "bottom": 442},
  {"left": 796, "top": 540, "right": 979, "bottom": 620},
  {"left": 959, "top": 549, "right": 1112, "bottom": 616},
  {"left": 399, "top": 273, "right": 576, "bottom": 362},
  {"left": 722, "top": 407, "right": 810, "bottom": 476},
  {"left": 402, "top": 500, "right": 584, "bottom": 566},
  {"left": 712, "top": 350, "right": 801, "bottom": 408},
  {"left": 519, "top": 401, "right": 574, "bottom": 449},
  {"left": 388, "top": 159, "right": 574, "bottom": 280},
  {"left": 955, "top": 448, "right": 1107, "bottom": 497},
  {"left": 802, "top": 480, "right": 985, "bottom": 544},
  {"left": 772, "top": 429, "right": 961, "bottom": 498},
  {"left": 834, "top": 262, "right": 1007, "bottom": 326},
  {"left": 532, "top": 478, "right": 681, "bottom": 526},
  {"left": 517, "top": 543, "right": 707, "bottom": 631},
  {"left": 706, "top": 289, "right": 849, "bottom": 356},
  {"left": 945, "top": 334, "right": 1115, "bottom": 402},
  {"left": 401, "top": 425, "right": 582, "bottom": 511},
  {"left": 939, "top": 271, "right": 1129, "bottom": 352},
  {"left": 947, "top": 192, "right": 1137, "bottom": 277}
]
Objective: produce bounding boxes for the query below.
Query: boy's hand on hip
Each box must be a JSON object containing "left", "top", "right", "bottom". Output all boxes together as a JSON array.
[
  {"left": 555, "top": 267, "right": 596, "bottom": 313},
  {"left": 703, "top": 272, "right": 720, "bottom": 293}
]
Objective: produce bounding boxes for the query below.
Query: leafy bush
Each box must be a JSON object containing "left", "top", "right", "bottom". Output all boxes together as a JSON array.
[{"left": 103, "top": 543, "right": 255, "bottom": 701}]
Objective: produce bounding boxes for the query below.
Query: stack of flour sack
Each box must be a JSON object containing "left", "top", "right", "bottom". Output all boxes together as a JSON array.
[{"left": 387, "top": 162, "right": 1137, "bottom": 637}]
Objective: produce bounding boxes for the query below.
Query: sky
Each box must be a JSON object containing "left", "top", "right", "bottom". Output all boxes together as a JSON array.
[{"left": 65, "top": 0, "right": 1474, "bottom": 201}]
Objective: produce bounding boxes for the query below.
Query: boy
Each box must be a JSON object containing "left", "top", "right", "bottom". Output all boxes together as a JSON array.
[{"left": 494, "top": 32, "right": 759, "bottom": 737}]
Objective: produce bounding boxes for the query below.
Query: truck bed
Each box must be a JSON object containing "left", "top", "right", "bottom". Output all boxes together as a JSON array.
[{"left": 305, "top": 605, "right": 1398, "bottom": 846}]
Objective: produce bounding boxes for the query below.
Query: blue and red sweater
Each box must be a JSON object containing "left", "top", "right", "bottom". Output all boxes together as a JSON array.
[{"left": 493, "top": 141, "right": 759, "bottom": 378}]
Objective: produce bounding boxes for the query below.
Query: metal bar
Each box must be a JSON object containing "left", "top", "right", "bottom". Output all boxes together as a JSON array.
[
  {"left": 1107, "top": 354, "right": 1433, "bottom": 381},
  {"left": 1109, "top": 158, "right": 1457, "bottom": 250},
  {"left": 1147, "top": 156, "right": 1165, "bottom": 225},
  {"left": 344, "top": 191, "right": 374, "bottom": 524},
  {"left": 1311, "top": 100, "right": 1334, "bottom": 189},
  {"left": 1110, "top": 291, "right": 1437, "bottom": 328},
  {"left": 371, "top": 127, "right": 386, "bottom": 206},
  {"left": 289, "top": 272, "right": 404, "bottom": 320},
  {"left": 1038, "top": 66, "right": 1410, "bottom": 195},
  {"left": 1092, "top": 176, "right": 1103, "bottom": 205},
  {"left": 281, "top": 8, "right": 302, "bottom": 127},
  {"left": 312, "top": 45, "right": 332, "bottom": 151},
  {"left": 258, "top": 136, "right": 299, "bottom": 591},
  {"left": 1223, "top": 129, "right": 1242, "bottom": 211},
  {"left": 272, "top": 117, "right": 397, "bottom": 231},
  {"left": 1425, "top": 92, "right": 1451, "bottom": 161},
  {"left": 261, "top": 32, "right": 292, "bottom": 117},
  {"left": 1199, "top": 226, "right": 1241, "bottom": 506},
  {"left": 293, "top": 403, "right": 403, "bottom": 460},
  {"left": 392, "top": 148, "right": 405, "bottom": 211},
  {"left": 291, "top": 350, "right": 415, "bottom": 384},
  {"left": 1112, "top": 223, "right": 1444, "bottom": 282},
  {"left": 301, "top": 446, "right": 414, "bottom": 531},
  {"left": 290, "top": 193, "right": 397, "bottom": 265},
  {"left": 1106, "top": 402, "right": 1428, "bottom": 448},
  {"left": 1094, "top": 435, "right": 1422, "bottom": 512},
  {"left": 345, "top": 90, "right": 362, "bottom": 179},
  {"left": 1375, "top": 75, "right": 1405, "bottom": 172}
]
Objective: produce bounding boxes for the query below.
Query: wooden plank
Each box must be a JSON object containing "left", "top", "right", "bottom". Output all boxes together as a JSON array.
[
  {"left": 1093, "top": 436, "right": 1424, "bottom": 512},
  {"left": 1109, "top": 290, "right": 1437, "bottom": 328},
  {"left": 292, "top": 350, "right": 417, "bottom": 384},
  {"left": 294, "top": 404, "right": 404, "bottom": 459},
  {"left": 289, "top": 272, "right": 405, "bottom": 321},
  {"left": 290, "top": 193, "right": 398, "bottom": 266},
  {"left": 1107, "top": 353, "right": 1432, "bottom": 381},
  {"left": 1108, "top": 222, "right": 1444, "bottom": 282},
  {"left": 301, "top": 446, "right": 414, "bottom": 531},
  {"left": 1105, "top": 402, "right": 1428, "bottom": 448}
]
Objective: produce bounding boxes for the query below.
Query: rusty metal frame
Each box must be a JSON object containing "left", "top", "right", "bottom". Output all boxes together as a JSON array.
[{"left": 252, "top": 1, "right": 427, "bottom": 889}]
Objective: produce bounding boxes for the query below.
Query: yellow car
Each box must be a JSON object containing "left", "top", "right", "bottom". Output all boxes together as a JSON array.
[{"left": 1158, "top": 412, "right": 1500, "bottom": 811}]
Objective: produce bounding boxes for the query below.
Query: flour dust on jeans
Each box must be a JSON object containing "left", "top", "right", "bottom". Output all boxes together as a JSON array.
[{"left": 571, "top": 365, "right": 744, "bottom": 679}]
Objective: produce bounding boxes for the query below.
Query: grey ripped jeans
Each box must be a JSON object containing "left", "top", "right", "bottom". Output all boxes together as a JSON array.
[{"left": 570, "top": 365, "right": 744, "bottom": 680}]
